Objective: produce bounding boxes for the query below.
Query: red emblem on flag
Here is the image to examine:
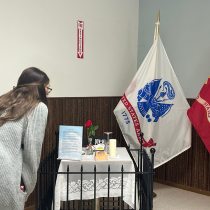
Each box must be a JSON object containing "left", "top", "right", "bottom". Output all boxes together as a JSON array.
[{"left": 77, "top": 20, "right": 84, "bottom": 59}]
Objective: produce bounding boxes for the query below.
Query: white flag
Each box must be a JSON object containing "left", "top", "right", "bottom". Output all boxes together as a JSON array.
[{"left": 114, "top": 34, "right": 191, "bottom": 168}]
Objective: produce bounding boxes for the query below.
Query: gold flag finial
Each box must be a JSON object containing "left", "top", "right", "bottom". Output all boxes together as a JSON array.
[
  {"left": 157, "top": 10, "right": 160, "bottom": 22},
  {"left": 154, "top": 10, "right": 160, "bottom": 40}
]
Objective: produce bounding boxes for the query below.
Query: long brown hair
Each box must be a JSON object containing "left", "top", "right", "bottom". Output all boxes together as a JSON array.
[{"left": 0, "top": 67, "right": 49, "bottom": 126}]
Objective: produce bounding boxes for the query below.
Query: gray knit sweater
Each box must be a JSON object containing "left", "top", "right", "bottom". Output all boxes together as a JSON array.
[{"left": 0, "top": 102, "right": 48, "bottom": 210}]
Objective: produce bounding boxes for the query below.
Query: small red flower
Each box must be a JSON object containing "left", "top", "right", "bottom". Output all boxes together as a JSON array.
[
  {"left": 85, "top": 120, "right": 92, "bottom": 128},
  {"left": 85, "top": 120, "right": 99, "bottom": 138}
]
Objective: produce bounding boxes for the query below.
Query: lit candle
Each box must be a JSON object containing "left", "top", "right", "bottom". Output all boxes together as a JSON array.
[{"left": 109, "top": 139, "right": 116, "bottom": 157}]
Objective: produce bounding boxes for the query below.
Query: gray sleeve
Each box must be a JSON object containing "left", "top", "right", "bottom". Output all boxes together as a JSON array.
[{"left": 21, "top": 102, "right": 48, "bottom": 199}]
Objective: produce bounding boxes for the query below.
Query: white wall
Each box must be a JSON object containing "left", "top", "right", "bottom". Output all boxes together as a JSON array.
[
  {"left": 138, "top": 0, "right": 210, "bottom": 98},
  {"left": 0, "top": 0, "right": 139, "bottom": 97}
]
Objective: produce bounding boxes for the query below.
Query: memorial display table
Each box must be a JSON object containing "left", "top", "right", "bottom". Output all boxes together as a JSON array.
[{"left": 53, "top": 147, "right": 138, "bottom": 210}]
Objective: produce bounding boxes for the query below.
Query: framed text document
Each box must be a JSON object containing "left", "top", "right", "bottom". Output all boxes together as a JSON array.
[{"left": 58, "top": 125, "right": 83, "bottom": 160}]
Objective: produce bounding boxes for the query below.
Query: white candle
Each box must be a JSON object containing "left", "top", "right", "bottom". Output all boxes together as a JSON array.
[{"left": 109, "top": 139, "right": 116, "bottom": 157}]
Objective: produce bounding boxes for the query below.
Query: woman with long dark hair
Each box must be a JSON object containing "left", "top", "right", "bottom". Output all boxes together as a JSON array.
[{"left": 0, "top": 67, "right": 50, "bottom": 210}]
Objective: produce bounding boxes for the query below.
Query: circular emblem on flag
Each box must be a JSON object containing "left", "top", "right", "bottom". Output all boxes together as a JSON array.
[{"left": 137, "top": 79, "right": 175, "bottom": 122}]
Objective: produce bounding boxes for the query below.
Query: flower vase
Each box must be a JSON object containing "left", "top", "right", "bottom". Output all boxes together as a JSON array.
[{"left": 86, "top": 138, "right": 93, "bottom": 155}]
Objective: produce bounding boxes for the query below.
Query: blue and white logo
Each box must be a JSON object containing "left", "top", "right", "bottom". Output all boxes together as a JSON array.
[{"left": 137, "top": 79, "right": 175, "bottom": 122}]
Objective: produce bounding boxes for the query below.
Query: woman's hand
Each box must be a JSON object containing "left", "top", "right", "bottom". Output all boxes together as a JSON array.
[{"left": 20, "top": 186, "right": 25, "bottom": 192}]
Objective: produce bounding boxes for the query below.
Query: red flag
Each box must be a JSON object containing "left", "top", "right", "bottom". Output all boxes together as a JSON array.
[{"left": 187, "top": 76, "right": 210, "bottom": 153}]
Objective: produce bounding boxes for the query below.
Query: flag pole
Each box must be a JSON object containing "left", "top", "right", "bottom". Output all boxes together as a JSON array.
[
  {"left": 153, "top": 10, "right": 160, "bottom": 201},
  {"left": 154, "top": 10, "right": 160, "bottom": 40},
  {"left": 150, "top": 10, "right": 161, "bottom": 145}
]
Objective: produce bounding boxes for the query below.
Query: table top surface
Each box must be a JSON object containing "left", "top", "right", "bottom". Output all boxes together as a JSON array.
[{"left": 60, "top": 147, "right": 132, "bottom": 164}]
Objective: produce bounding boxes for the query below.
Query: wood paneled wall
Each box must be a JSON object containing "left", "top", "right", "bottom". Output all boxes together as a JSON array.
[{"left": 25, "top": 97, "right": 210, "bottom": 208}]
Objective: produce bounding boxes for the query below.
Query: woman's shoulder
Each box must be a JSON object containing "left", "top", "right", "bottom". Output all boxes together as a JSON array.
[
  {"left": 36, "top": 102, "right": 48, "bottom": 111},
  {"left": 32, "top": 102, "right": 48, "bottom": 116},
  {"left": 27, "top": 102, "right": 48, "bottom": 122}
]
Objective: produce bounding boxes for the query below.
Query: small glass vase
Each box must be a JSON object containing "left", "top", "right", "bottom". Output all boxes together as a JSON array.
[
  {"left": 86, "top": 138, "right": 93, "bottom": 155},
  {"left": 104, "top": 132, "right": 113, "bottom": 154}
]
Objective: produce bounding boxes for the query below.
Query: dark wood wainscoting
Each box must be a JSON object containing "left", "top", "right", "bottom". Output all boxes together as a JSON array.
[{"left": 25, "top": 97, "right": 210, "bottom": 208}]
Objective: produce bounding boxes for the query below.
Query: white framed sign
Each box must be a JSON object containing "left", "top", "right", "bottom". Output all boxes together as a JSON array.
[{"left": 58, "top": 125, "right": 83, "bottom": 160}]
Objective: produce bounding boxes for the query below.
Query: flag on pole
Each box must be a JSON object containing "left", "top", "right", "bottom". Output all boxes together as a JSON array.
[
  {"left": 114, "top": 23, "right": 191, "bottom": 168},
  {"left": 187, "top": 76, "right": 210, "bottom": 153}
]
